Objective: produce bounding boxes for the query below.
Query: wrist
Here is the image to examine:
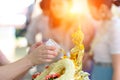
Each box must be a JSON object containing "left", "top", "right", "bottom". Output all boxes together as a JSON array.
[{"left": 24, "top": 55, "right": 34, "bottom": 68}]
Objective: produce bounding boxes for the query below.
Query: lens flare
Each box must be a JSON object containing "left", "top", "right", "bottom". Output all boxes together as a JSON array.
[{"left": 70, "top": 0, "right": 88, "bottom": 14}]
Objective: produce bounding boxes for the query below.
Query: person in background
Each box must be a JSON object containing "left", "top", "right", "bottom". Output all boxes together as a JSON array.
[
  {"left": 26, "top": 0, "right": 82, "bottom": 73},
  {"left": 0, "top": 42, "right": 58, "bottom": 80},
  {"left": 87, "top": 0, "right": 120, "bottom": 80},
  {"left": 25, "top": 0, "right": 55, "bottom": 79},
  {"left": 82, "top": 17, "right": 95, "bottom": 79},
  {"left": 26, "top": 0, "right": 96, "bottom": 74},
  {"left": 26, "top": 0, "right": 50, "bottom": 47}
]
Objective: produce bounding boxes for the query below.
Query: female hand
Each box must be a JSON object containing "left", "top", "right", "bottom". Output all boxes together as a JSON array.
[{"left": 26, "top": 42, "right": 58, "bottom": 66}]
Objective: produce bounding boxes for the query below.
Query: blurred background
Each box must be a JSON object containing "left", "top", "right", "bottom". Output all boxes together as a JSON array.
[
  {"left": 0, "top": 0, "right": 120, "bottom": 80},
  {"left": 1, "top": 0, "right": 118, "bottom": 62},
  {"left": 0, "top": 0, "right": 90, "bottom": 62},
  {"left": 0, "top": 0, "right": 37, "bottom": 62},
  {"left": 0, "top": 0, "right": 91, "bottom": 62}
]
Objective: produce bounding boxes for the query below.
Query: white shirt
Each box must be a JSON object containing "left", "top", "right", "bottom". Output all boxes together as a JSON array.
[{"left": 93, "top": 17, "right": 120, "bottom": 63}]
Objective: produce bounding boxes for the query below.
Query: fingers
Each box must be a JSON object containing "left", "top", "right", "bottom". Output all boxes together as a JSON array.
[
  {"left": 37, "top": 45, "right": 57, "bottom": 53},
  {"left": 37, "top": 46, "right": 58, "bottom": 63},
  {"left": 39, "top": 49, "right": 57, "bottom": 59},
  {"left": 40, "top": 54, "right": 57, "bottom": 62},
  {"left": 32, "top": 42, "right": 43, "bottom": 48},
  {"left": 43, "top": 55, "right": 55, "bottom": 61},
  {"left": 43, "top": 52, "right": 57, "bottom": 58},
  {"left": 36, "top": 55, "right": 55, "bottom": 64},
  {"left": 40, "top": 58, "right": 53, "bottom": 63},
  {"left": 31, "top": 42, "right": 56, "bottom": 52},
  {"left": 44, "top": 49, "right": 57, "bottom": 55},
  {"left": 29, "top": 43, "right": 59, "bottom": 65},
  {"left": 35, "top": 42, "right": 43, "bottom": 47},
  {"left": 29, "top": 42, "right": 43, "bottom": 54},
  {"left": 43, "top": 45, "right": 56, "bottom": 50}
]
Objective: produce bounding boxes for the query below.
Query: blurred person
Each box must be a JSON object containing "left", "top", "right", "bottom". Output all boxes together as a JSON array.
[
  {"left": 26, "top": 0, "right": 83, "bottom": 73},
  {"left": 26, "top": 0, "right": 50, "bottom": 47},
  {"left": 26, "top": 0, "right": 97, "bottom": 75},
  {"left": 87, "top": 0, "right": 120, "bottom": 80},
  {"left": 78, "top": 13, "right": 96, "bottom": 79},
  {"left": 82, "top": 15, "right": 95, "bottom": 79},
  {"left": 24, "top": 0, "right": 51, "bottom": 79},
  {"left": 50, "top": 1, "right": 95, "bottom": 78},
  {"left": 26, "top": 0, "right": 76, "bottom": 58},
  {"left": 0, "top": 42, "right": 58, "bottom": 80},
  {"left": 26, "top": 0, "right": 87, "bottom": 52}
]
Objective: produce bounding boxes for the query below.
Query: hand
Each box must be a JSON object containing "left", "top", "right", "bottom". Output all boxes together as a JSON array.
[
  {"left": 28, "top": 42, "right": 42, "bottom": 54},
  {"left": 26, "top": 42, "right": 58, "bottom": 66}
]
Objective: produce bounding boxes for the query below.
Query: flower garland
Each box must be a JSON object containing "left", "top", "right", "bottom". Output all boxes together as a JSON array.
[{"left": 32, "top": 26, "right": 90, "bottom": 80}]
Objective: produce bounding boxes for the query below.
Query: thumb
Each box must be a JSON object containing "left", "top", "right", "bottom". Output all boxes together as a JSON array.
[{"left": 28, "top": 42, "right": 43, "bottom": 54}]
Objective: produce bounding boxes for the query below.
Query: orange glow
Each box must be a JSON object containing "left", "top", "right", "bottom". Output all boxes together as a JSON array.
[{"left": 70, "top": 0, "right": 88, "bottom": 14}]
